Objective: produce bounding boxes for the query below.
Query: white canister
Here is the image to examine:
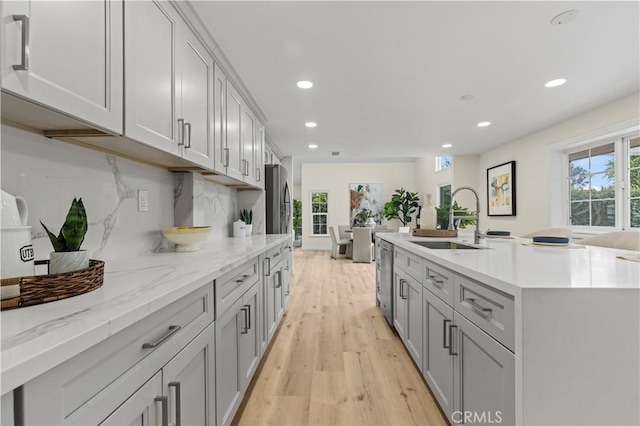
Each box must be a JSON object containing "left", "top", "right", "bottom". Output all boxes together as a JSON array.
[
  {"left": 233, "top": 220, "right": 246, "bottom": 237},
  {"left": 1, "top": 190, "right": 28, "bottom": 227},
  {"left": 1, "top": 226, "right": 35, "bottom": 279}
]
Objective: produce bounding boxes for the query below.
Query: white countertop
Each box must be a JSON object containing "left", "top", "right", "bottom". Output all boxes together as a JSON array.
[
  {"left": 379, "top": 233, "right": 640, "bottom": 295},
  {"left": 0, "top": 234, "right": 291, "bottom": 395}
]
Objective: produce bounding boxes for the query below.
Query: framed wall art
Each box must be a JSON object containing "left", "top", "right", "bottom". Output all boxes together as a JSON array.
[{"left": 487, "top": 161, "right": 516, "bottom": 216}]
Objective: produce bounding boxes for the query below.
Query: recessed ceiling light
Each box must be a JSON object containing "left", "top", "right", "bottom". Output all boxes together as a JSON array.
[
  {"left": 551, "top": 10, "right": 579, "bottom": 26},
  {"left": 305, "top": 122, "right": 317, "bottom": 128},
  {"left": 296, "top": 80, "right": 313, "bottom": 89},
  {"left": 442, "top": 144, "right": 452, "bottom": 148},
  {"left": 459, "top": 95, "right": 474, "bottom": 101},
  {"left": 545, "top": 78, "right": 567, "bottom": 88},
  {"left": 477, "top": 121, "right": 491, "bottom": 128},
  {"left": 308, "top": 144, "right": 318, "bottom": 149}
]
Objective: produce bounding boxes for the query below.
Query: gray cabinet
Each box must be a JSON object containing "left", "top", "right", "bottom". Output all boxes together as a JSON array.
[
  {"left": 263, "top": 253, "right": 285, "bottom": 343},
  {"left": 241, "top": 107, "right": 256, "bottom": 185},
  {"left": 282, "top": 243, "right": 292, "bottom": 308},
  {"left": 393, "top": 268, "right": 407, "bottom": 339},
  {"left": 225, "top": 82, "right": 244, "bottom": 181},
  {"left": 423, "top": 288, "right": 455, "bottom": 420},
  {"left": 393, "top": 267, "right": 422, "bottom": 367},
  {"left": 99, "top": 372, "right": 162, "bottom": 426},
  {"left": 215, "top": 298, "right": 243, "bottom": 426},
  {"left": 239, "top": 282, "right": 260, "bottom": 390},
  {"left": 213, "top": 63, "right": 227, "bottom": 173},
  {"left": 254, "top": 121, "right": 265, "bottom": 189},
  {"left": 453, "top": 312, "right": 515, "bottom": 426}
]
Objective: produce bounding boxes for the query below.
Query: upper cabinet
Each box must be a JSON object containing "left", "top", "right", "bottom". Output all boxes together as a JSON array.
[
  {"left": 254, "top": 121, "right": 265, "bottom": 189},
  {"left": 2, "top": 0, "right": 123, "bottom": 134},
  {"left": 241, "top": 107, "right": 256, "bottom": 186},
  {"left": 225, "top": 82, "right": 245, "bottom": 181},
  {"left": 125, "top": 0, "right": 213, "bottom": 169}
]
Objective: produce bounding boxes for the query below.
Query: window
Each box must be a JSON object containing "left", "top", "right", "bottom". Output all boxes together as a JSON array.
[
  {"left": 436, "top": 156, "right": 452, "bottom": 171},
  {"left": 566, "top": 133, "right": 639, "bottom": 229},
  {"left": 310, "top": 191, "right": 328, "bottom": 236},
  {"left": 438, "top": 184, "right": 451, "bottom": 207}
]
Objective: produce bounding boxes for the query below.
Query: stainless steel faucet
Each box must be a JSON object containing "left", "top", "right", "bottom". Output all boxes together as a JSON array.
[{"left": 448, "top": 186, "right": 484, "bottom": 244}]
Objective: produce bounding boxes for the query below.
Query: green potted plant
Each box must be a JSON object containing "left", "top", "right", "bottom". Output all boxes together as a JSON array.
[
  {"left": 352, "top": 208, "right": 376, "bottom": 228},
  {"left": 435, "top": 201, "right": 474, "bottom": 230},
  {"left": 41, "top": 198, "right": 89, "bottom": 274},
  {"left": 293, "top": 199, "right": 302, "bottom": 244},
  {"left": 382, "top": 188, "right": 420, "bottom": 227},
  {"left": 240, "top": 209, "right": 253, "bottom": 236}
]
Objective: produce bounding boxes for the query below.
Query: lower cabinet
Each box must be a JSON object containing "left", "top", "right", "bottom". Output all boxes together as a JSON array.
[
  {"left": 264, "top": 259, "right": 284, "bottom": 343},
  {"left": 102, "top": 324, "right": 215, "bottom": 426},
  {"left": 393, "top": 268, "right": 423, "bottom": 367}
]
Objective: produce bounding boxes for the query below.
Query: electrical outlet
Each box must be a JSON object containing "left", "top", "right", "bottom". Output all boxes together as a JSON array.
[{"left": 137, "top": 190, "right": 149, "bottom": 212}]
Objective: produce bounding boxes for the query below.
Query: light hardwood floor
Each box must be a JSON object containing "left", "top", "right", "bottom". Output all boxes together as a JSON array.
[{"left": 233, "top": 249, "right": 448, "bottom": 426}]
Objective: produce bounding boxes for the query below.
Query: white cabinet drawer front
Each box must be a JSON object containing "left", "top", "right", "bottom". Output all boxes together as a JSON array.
[
  {"left": 394, "top": 247, "right": 422, "bottom": 281},
  {"left": 454, "top": 275, "right": 514, "bottom": 352},
  {"left": 423, "top": 259, "right": 454, "bottom": 306},
  {"left": 22, "top": 284, "right": 214, "bottom": 425},
  {"left": 215, "top": 258, "right": 259, "bottom": 318},
  {"left": 266, "top": 244, "right": 284, "bottom": 268}
]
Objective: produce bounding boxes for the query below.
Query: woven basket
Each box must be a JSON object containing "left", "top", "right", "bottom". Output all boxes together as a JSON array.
[
  {"left": 412, "top": 228, "right": 458, "bottom": 237},
  {"left": 1, "top": 259, "right": 104, "bottom": 310}
]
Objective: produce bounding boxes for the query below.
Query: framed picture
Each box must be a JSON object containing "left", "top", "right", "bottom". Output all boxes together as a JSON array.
[{"left": 487, "top": 161, "right": 516, "bottom": 216}]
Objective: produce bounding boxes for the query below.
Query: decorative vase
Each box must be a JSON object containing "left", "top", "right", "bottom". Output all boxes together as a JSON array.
[
  {"left": 49, "top": 250, "right": 90, "bottom": 275},
  {"left": 245, "top": 224, "right": 253, "bottom": 236},
  {"left": 364, "top": 218, "right": 376, "bottom": 229}
]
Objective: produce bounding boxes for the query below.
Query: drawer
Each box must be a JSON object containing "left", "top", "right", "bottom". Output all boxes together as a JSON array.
[
  {"left": 215, "top": 257, "right": 259, "bottom": 318},
  {"left": 22, "top": 284, "right": 214, "bottom": 425},
  {"left": 394, "top": 247, "right": 422, "bottom": 281},
  {"left": 422, "top": 259, "right": 454, "bottom": 307},
  {"left": 454, "top": 274, "right": 514, "bottom": 352},
  {"left": 265, "top": 244, "right": 284, "bottom": 269}
]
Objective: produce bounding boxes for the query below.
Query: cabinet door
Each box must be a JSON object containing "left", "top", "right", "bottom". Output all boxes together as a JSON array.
[
  {"left": 241, "top": 107, "right": 255, "bottom": 185},
  {"left": 2, "top": 0, "right": 123, "bottom": 133},
  {"left": 282, "top": 245, "right": 292, "bottom": 308},
  {"left": 178, "top": 27, "right": 213, "bottom": 168},
  {"left": 404, "top": 275, "right": 423, "bottom": 367},
  {"left": 393, "top": 269, "right": 406, "bottom": 339},
  {"left": 213, "top": 63, "right": 227, "bottom": 173},
  {"left": 1, "top": 392, "right": 13, "bottom": 426},
  {"left": 259, "top": 258, "right": 270, "bottom": 354},
  {"left": 163, "top": 323, "right": 215, "bottom": 426},
  {"left": 215, "top": 299, "right": 242, "bottom": 426},
  {"left": 453, "top": 312, "right": 515, "bottom": 426},
  {"left": 274, "top": 267, "right": 285, "bottom": 325},
  {"left": 254, "top": 121, "right": 265, "bottom": 189},
  {"left": 124, "top": 0, "right": 179, "bottom": 155},
  {"left": 100, "top": 372, "right": 162, "bottom": 426},
  {"left": 423, "top": 289, "right": 455, "bottom": 420},
  {"left": 239, "top": 284, "right": 260, "bottom": 389},
  {"left": 265, "top": 266, "right": 279, "bottom": 341},
  {"left": 225, "top": 83, "right": 244, "bottom": 181}
]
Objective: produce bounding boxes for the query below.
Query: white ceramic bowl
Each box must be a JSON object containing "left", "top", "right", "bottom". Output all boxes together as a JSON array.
[{"left": 162, "top": 226, "right": 211, "bottom": 252}]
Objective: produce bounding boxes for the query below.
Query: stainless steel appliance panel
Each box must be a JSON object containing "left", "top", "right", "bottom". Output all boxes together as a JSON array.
[{"left": 265, "top": 164, "right": 291, "bottom": 234}]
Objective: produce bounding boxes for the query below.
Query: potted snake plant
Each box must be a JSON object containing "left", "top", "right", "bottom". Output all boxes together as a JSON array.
[
  {"left": 41, "top": 198, "right": 89, "bottom": 274},
  {"left": 240, "top": 209, "right": 253, "bottom": 236}
]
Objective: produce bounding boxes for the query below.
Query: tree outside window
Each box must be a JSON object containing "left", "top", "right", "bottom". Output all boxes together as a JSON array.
[{"left": 311, "top": 191, "right": 328, "bottom": 235}]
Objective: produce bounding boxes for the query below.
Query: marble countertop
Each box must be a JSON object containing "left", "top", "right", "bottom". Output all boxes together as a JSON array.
[
  {"left": 378, "top": 232, "right": 640, "bottom": 295},
  {"left": 0, "top": 234, "right": 291, "bottom": 395}
]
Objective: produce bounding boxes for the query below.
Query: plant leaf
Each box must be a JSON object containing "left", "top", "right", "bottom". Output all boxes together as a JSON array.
[
  {"left": 60, "top": 198, "right": 88, "bottom": 251},
  {"left": 40, "top": 221, "right": 66, "bottom": 252}
]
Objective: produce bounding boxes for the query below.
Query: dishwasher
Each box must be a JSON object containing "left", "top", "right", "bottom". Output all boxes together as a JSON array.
[{"left": 377, "top": 239, "right": 393, "bottom": 326}]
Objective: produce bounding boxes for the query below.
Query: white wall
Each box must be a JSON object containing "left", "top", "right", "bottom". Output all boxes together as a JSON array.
[
  {"left": 452, "top": 156, "right": 480, "bottom": 212},
  {"left": 301, "top": 162, "right": 417, "bottom": 250},
  {"left": 478, "top": 92, "right": 640, "bottom": 236}
]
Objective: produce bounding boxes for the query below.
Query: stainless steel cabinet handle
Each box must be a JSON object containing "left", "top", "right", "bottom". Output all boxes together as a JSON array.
[
  {"left": 256, "top": 168, "right": 261, "bottom": 181},
  {"left": 399, "top": 279, "right": 406, "bottom": 300},
  {"left": 235, "top": 274, "right": 250, "bottom": 283},
  {"left": 443, "top": 319, "right": 451, "bottom": 349},
  {"left": 177, "top": 119, "right": 185, "bottom": 146},
  {"left": 142, "top": 325, "right": 181, "bottom": 349},
  {"left": 427, "top": 272, "right": 444, "bottom": 286},
  {"left": 240, "top": 307, "right": 249, "bottom": 334},
  {"left": 12, "top": 15, "right": 30, "bottom": 71},
  {"left": 265, "top": 257, "right": 271, "bottom": 276},
  {"left": 465, "top": 297, "right": 492, "bottom": 317},
  {"left": 168, "top": 382, "right": 181, "bottom": 426},
  {"left": 245, "top": 304, "right": 251, "bottom": 330},
  {"left": 448, "top": 324, "right": 458, "bottom": 356},
  {"left": 273, "top": 251, "right": 280, "bottom": 258},
  {"left": 224, "top": 147, "right": 230, "bottom": 167},
  {"left": 275, "top": 270, "right": 282, "bottom": 288},
  {"left": 184, "top": 122, "right": 191, "bottom": 148},
  {"left": 155, "top": 396, "right": 169, "bottom": 426}
]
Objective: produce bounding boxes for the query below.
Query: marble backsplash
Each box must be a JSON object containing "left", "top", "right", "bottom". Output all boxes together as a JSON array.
[{"left": 0, "top": 125, "right": 242, "bottom": 261}]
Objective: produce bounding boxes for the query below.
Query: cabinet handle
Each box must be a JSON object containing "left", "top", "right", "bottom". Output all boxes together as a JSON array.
[
  {"left": 443, "top": 319, "right": 451, "bottom": 349},
  {"left": 427, "top": 272, "right": 444, "bottom": 286},
  {"left": 12, "top": 15, "right": 30, "bottom": 71},
  {"left": 142, "top": 325, "right": 181, "bottom": 349},
  {"left": 465, "top": 297, "right": 492, "bottom": 317},
  {"left": 245, "top": 304, "right": 252, "bottom": 330},
  {"left": 240, "top": 307, "right": 249, "bottom": 334},
  {"left": 177, "top": 119, "right": 185, "bottom": 146},
  {"left": 256, "top": 168, "right": 261, "bottom": 181},
  {"left": 275, "top": 270, "right": 282, "bottom": 288},
  {"left": 224, "top": 148, "right": 230, "bottom": 167},
  {"left": 448, "top": 324, "right": 458, "bottom": 356},
  {"left": 264, "top": 257, "right": 271, "bottom": 276},
  {"left": 273, "top": 251, "right": 280, "bottom": 258},
  {"left": 184, "top": 123, "right": 191, "bottom": 148},
  {"left": 155, "top": 396, "right": 169, "bottom": 426},
  {"left": 235, "top": 274, "right": 250, "bottom": 283},
  {"left": 168, "top": 382, "right": 181, "bottom": 426},
  {"left": 399, "top": 279, "right": 406, "bottom": 300}
]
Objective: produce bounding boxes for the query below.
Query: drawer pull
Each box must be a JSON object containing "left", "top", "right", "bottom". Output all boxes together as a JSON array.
[
  {"left": 155, "top": 396, "right": 169, "bottom": 426},
  {"left": 169, "top": 381, "right": 181, "bottom": 426},
  {"left": 12, "top": 15, "right": 30, "bottom": 71},
  {"left": 427, "top": 272, "right": 444, "bottom": 286},
  {"left": 236, "top": 274, "right": 251, "bottom": 283},
  {"left": 142, "top": 325, "right": 181, "bottom": 349},
  {"left": 240, "top": 307, "right": 249, "bottom": 334},
  {"left": 177, "top": 118, "right": 185, "bottom": 146},
  {"left": 275, "top": 270, "right": 282, "bottom": 288},
  {"left": 448, "top": 324, "right": 458, "bottom": 356},
  {"left": 264, "top": 257, "right": 271, "bottom": 276},
  {"left": 273, "top": 251, "right": 280, "bottom": 258},
  {"left": 443, "top": 319, "right": 451, "bottom": 349},
  {"left": 245, "top": 304, "right": 252, "bottom": 330},
  {"left": 465, "top": 297, "right": 492, "bottom": 317}
]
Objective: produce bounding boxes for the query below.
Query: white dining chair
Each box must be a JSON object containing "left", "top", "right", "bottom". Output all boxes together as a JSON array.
[
  {"left": 580, "top": 231, "right": 640, "bottom": 251},
  {"left": 352, "top": 227, "right": 374, "bottom": 263},
  {"left": 330, "top": 226, "right": 352, "bottom": 259},
  {"left": 522, "top": 227, "right": 572, "bottom": 239}
]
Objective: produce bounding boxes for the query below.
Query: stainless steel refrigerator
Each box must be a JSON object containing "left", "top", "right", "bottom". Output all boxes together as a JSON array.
[{"left": 265, "top": 164, "right": 291, "bottom": 234}]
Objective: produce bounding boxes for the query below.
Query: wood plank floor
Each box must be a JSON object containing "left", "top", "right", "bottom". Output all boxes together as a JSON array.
[{"left": 233, "top": 249, "right": 448, "bottom": 426}]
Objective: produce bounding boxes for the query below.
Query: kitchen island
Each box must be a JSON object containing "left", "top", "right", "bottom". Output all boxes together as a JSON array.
[
  {"left": 377, "top": 232, "right": 640, "bottom": 425},
  {"left": 1, "top": 234, "right": 292, "bottom": 425}
]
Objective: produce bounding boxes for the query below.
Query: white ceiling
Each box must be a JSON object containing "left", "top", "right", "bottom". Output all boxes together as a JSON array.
[{"left": 193, "top": 1, "right": 639, "bottom": 177}]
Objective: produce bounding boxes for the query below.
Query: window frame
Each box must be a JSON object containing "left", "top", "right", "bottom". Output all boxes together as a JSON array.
[
  {"left": 309, "top": 190, "right": 329, "bottom": 237},
  {"left": 437, "top": 183, "right": 452, "bottom": 207},
  {"left": 436, "top": 156, "right": 452, "bottom": 172}
]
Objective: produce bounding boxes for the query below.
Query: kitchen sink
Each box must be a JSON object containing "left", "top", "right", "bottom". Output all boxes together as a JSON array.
[{"left": 411, "top": 241, "right": 486, "bottom": 250}]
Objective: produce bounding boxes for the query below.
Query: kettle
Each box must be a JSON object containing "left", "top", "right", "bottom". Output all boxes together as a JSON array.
[{"left": 1, "top": 189, "right": 28, "bottom": 228}]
